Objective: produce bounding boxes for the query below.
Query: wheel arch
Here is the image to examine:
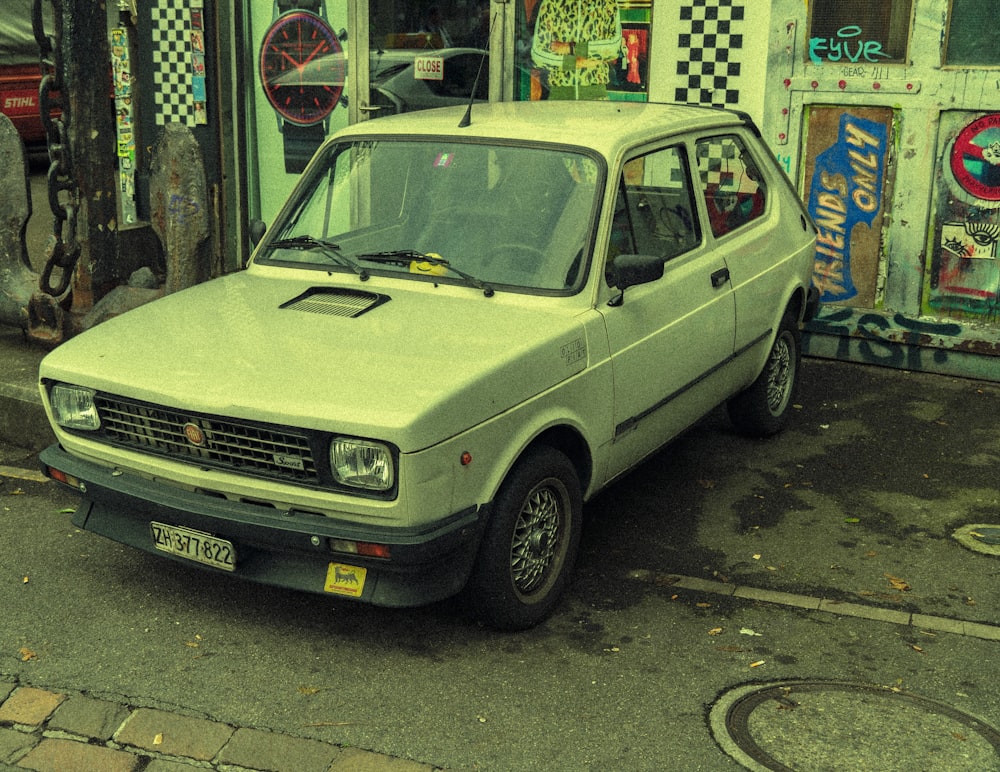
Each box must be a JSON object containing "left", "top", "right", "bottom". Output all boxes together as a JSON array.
[
  {"left": 522, "top": 424, "right": 593, "bottom": 498},
  {"left": 784, "top": 285, "right": 806, "bottom": 324}
]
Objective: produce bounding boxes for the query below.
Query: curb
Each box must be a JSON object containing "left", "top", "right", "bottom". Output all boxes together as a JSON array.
[
  {"left": 0, "top": 679, "right": 439, "bottom": 771},
  {"left": 628, "top": 572, "right": 1000, "bottom": 641},
  {"left": 0, "top": 328, "right": 52, "bottom": 453},
  {"left": 0, "top": 384, "right": 52, "bottom": 453}
]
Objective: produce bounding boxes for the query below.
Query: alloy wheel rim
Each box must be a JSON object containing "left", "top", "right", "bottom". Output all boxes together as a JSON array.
[
  {"left": 510, "top": 481, "right": 566, "bottom": 596},
  {"left": 765, "top": 334, "right": 793, "bottom": 415}
]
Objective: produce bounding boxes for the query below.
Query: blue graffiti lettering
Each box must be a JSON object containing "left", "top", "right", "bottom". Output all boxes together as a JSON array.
[{"left": 807, "top": 114, "right": 887, "bottom": 303}]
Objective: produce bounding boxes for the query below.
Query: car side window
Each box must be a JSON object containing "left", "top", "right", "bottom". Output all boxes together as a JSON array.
[
  {"left": 607, "top": 145, "right": 699, "bottom": 283},
  {"left": 695, "top": 135, "right": 766, "bottom": 238}
]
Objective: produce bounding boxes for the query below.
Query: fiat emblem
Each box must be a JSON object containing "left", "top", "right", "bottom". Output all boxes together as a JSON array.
[{"left": 183, "top": 422, "right": 206, "bottom": 447}]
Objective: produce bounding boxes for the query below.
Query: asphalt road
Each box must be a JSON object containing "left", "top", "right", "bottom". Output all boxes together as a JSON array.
[{"left": 2, "top": 358, "right": 999, "bottom": 770}]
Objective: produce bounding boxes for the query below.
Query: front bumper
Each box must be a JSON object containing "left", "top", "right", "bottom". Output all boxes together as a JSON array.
[{"left": 40, "top": 444, "right": 488, "bottom": 608}]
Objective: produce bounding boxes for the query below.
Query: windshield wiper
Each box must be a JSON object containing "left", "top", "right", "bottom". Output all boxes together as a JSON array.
[
  {"left": 269, "top": 236, "right": 369, "bottom": 280},
  {"left": 357, "top": 250, "right": 495, "bottom": 297}
]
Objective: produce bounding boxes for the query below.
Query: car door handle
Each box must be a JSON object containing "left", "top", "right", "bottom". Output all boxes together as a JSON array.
[{"left": 710, "top": 267, "right": 730, "bottom": 288}]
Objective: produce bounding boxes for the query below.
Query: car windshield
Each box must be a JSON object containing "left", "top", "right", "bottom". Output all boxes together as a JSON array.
[{"left": 258, "top": 138, "right": 602, "bottom": 293}]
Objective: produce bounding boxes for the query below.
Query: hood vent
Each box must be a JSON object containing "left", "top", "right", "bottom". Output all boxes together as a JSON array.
[{"left": 280, "top": 288, "right": 389, "bottom": 318}]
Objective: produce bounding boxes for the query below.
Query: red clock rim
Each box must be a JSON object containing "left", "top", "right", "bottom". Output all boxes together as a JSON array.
[{"left": 259, "top": 10, "right": 345, "bottom": 126}]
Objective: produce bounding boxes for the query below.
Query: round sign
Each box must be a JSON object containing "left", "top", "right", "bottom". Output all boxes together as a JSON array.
[{"left": 950, "top": 113, "right": 1000, "bottom": 201}]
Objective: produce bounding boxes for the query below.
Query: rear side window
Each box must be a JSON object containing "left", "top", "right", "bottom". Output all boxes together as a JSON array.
[
  {"left": 696, "top": 135, "right": 766, "bottom": 238},
  {"left": 608, "top": 145, "right": 700, "bottom": 273}
]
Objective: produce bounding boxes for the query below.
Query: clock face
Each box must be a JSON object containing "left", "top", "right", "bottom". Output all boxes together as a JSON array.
[{"left": 260, "top": 10, "right": 345, "bottom": 126}]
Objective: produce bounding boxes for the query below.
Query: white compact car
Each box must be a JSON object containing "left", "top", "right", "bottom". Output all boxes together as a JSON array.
[{"left": 40, "top": 101, "right": 819, "bottom": 629}]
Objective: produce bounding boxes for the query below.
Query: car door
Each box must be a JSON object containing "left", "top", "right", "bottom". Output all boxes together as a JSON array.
[
  {"left": 694, "top": 132, "right": 784, "bottom": 372},
  {"left": 600, "top": 144, "right": 737, "bottom": 480}
]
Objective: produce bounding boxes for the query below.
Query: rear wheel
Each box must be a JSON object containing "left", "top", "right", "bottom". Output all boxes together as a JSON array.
[
  {"left": 464, "top": 447, "right": 582, "bottom": 631},
  {"left": 727, "top": 312, "right": 801, "bottom": 437}
]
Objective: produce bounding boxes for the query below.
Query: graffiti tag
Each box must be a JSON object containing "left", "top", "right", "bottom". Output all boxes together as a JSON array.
[
  {"left": 807, "top": 309, "right": 961, "bottom": 370},
  {"left": 808, "top": 114, "right": 888, "bottom": 302},
  {"left": 809, "top": 26, "right": 890, "bottom": 65},
  {"left": 167, "top": 193, "right": 201, "bottom": 224}
]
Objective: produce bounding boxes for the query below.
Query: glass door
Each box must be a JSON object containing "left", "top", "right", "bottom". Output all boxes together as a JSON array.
[{"left": 352, "top": 1, "right": 495, "bottom": 122}]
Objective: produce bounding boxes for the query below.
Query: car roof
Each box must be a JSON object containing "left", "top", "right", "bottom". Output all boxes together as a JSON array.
[{"left": 331, "top": 101, "right": 749, "bottom": 160}]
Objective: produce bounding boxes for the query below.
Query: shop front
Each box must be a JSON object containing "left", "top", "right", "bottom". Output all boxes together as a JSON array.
[{"left": 7, "top": 1, "right": 998, "bottom": 380}]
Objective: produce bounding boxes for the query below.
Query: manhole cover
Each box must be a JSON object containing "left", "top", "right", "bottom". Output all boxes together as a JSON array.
[
  {"left": 953, "top": 523, "right": 1000, "bottom": 556},
  {"left": 710, "top": 680, "right": 1000, "bottom": 771}
]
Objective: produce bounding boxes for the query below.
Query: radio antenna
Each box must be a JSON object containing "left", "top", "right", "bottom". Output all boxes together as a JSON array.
[{"left": 458, "top": 9, "right": 497, "bottom": 128}]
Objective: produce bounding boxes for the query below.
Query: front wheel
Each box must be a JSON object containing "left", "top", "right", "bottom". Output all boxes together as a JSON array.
[
  {"left": 727, "top": 312, "right": 801, "bottom": 437},
  {"left": 464, "top": 447, "right": 582, "bottom": 631}
]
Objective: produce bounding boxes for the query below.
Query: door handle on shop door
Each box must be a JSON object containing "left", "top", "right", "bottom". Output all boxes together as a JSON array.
[{"left": 711, "top": 267, "right": 730, "bottom": 288}]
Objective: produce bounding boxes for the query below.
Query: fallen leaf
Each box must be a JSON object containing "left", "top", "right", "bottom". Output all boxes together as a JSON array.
[
  {"left": 22, "top": 576, "right": 28, "bottom": 584},
  {"left": 885, "top": 573, "right": 911, "bottom": 592},
  {"left": 184, "top": 641, "right": 199, "bottom": 648},
  {"left": 697, "top": 479, "right": 715, "bottom": 489},
  {"left": 298, "top": 686, "right": 322, "bottom": 695},
  {"left": 18, "top": 647, "right": 36, "bottom": 662},
  {"left": 707, "top": 627, "right": 724, "bottom": 636},
  {"left": 740, "top": 628, "right": 763, "bottom": 637},
  {"left": 909, "top": 644, "right": 925, "bottom": 654},
  {"left": 153, "top": 733, "right": 163, "bottom": 745},
  {"left": 844, "top": 517, "right": 860, "bottom": 523},
  {"left": 749, "top": 660, "right": 766, "bottom": 668},
  {"left": 696, "top": 602, "right": 712, "bottom": 608},
  {"left": 752, "top": 554, "right": 761, "bottom": 560}
]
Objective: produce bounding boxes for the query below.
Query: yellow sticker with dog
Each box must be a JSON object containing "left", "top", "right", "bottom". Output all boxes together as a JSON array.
[{"left": 324, "top": 563, "right": 367, "bottom": 597}]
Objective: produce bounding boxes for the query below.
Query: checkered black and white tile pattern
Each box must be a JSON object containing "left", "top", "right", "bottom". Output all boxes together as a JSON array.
[
  {"left": 151, "top": 0, "right": 194, "bottom": 126},
  {"left": 673, "top": 0, "right": 745, "bottom": 107}
]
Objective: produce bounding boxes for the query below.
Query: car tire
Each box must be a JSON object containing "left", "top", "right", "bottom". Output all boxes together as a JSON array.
[
  {"left": 727, "top": 312, "right": 801, "bottom": 437},
  {"left": 464, "top": 446, "right": 582, "bottom": 631}
]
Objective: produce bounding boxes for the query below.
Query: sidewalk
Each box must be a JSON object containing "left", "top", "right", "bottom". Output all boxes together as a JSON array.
[{"left": 0, "top": 678, "right": 435, "bottom": 771}]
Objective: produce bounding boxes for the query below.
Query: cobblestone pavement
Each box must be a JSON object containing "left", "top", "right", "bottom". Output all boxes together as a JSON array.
[{"left": 0, "top": 679, "right": 437, "bottom": 772}]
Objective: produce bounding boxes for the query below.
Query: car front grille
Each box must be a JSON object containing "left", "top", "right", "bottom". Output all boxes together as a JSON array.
[{"left": 94, "top": 394, "right": 319, "bottom": 484}]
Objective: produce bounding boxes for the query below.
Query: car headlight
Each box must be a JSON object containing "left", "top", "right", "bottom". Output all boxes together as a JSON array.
[
  {"left": 330, "top": 437, "right": 394, "bottom": 491},
  {"left": 50, "top": 384, "right": 101, "bottom": 431}
]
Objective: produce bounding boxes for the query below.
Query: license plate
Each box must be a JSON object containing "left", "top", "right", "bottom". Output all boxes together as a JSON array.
[{"left": 151, "top": 522, "right": 236, "bottom": 571}]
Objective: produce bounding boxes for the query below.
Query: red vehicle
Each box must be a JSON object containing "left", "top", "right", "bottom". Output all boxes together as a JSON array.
[{"left": 1, "top": 3, "right": 49, "bottom": 146}]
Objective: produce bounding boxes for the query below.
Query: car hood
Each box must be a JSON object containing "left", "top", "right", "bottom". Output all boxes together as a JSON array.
[{"left": 40, "top": 271, "right": 591, "bottom": 452}]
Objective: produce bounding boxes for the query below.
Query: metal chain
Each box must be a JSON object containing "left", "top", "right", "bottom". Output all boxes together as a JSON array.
[{"left": 33, "top": 0, "right": 80, "bottom": 297}]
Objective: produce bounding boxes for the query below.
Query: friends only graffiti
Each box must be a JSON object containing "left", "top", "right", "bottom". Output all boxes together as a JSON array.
[{"left": 808, "top": 113, "right": 888, "bottom": 303}]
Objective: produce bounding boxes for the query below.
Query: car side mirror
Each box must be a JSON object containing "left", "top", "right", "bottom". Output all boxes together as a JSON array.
[
  {"left": 249, "top": 219, "right": 267, "bottom": 247},
  {"left": 608, "top": 254, "right": 664, "bottom": 306}
]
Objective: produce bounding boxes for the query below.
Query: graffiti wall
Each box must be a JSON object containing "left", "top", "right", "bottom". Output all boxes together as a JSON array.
[
  {"left": 929, "top": 111, "right": 1000, "bottom": 323},
  {"left": 760, "top": 0, "right": 1000, "bottom": 381}
]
